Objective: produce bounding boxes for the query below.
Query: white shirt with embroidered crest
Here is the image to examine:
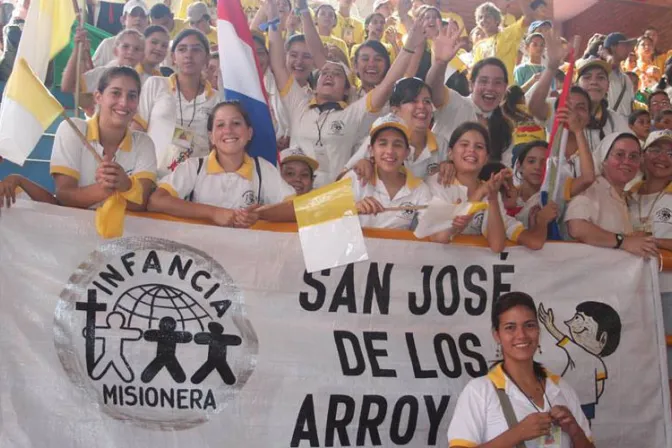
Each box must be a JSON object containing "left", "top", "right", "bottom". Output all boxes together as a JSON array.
[
  {"left": 50, "top": 116, "right": 157, "bottom": 199},
  {"left": 343, "top": 170, "right": 432, "bottom": 230},
  {"left": 138, "top": 75, "right": 222, "bottom": 178},
  {"left": 627, "top": 182, "right": 672, "bottom": 238},
  {"left": 280, "top": 76, "right": 383, "bottom": 188},
  {"left": 264, "top": 69, "right": 297, "bottom": 139},
  {"left": 425, "top": 174, "right": 525, "bottom": 241},
  {"left": 344, "top": 130, "right": 449, "bottom": 180},
  {"left": 447, "top": 363, "right": 591, "bottom": 448},
  {"left": 157, "top": 152, "right": 294, "bottom": 208}
]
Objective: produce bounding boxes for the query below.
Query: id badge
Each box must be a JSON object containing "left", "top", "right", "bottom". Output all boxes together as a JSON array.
[
  {"left": 172, "top": 126, "right": 194, "bottom": 149},
  {"left": 537, "top": 425, "right": 562, "bottom": 448}
]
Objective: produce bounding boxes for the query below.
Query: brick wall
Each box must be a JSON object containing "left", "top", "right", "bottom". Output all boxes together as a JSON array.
[{"left": 562, "top": 1, "right": 672, "bottom": 55}]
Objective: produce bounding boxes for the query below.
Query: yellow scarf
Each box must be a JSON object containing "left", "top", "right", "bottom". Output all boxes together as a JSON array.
[{"left": 95, "top": 176, "right": 144, "bottom": 239}]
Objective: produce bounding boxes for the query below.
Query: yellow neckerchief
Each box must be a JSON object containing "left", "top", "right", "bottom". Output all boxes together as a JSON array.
[{"left": 95, "top": 176, "right": 145, "bottom": 238}]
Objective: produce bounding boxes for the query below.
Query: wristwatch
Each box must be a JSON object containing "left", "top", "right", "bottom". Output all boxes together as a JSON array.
[{"left": 614, "top": 233, "right": 624, "bottom": 249}]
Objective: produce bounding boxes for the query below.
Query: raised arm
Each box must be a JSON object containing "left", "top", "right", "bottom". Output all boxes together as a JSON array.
[
  {"left": 249, "top": 2, "right": 267, "bottom": 32},
  {"left": 527, "top": 29, "right": 565, "bottom": 121},
  {"left": 297, "top": 0, "right": 328, "bottom": 69},
  {"left": 424, "top": 20, "right": 463, "bottom": 108},
  {"left": 61, "top": 28, "right": 93, "bottom": 93},
  {"left": 267, "top": 0, "right": 292, "bottom": 90},
  {"left": 566, "top": 114, "right": 596, "bottom": 197},
  {"left": 517, "top": 0, "right": 537, "bottom": 27}
]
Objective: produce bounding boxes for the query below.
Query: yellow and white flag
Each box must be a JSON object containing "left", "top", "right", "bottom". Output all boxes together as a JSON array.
[
  {"left": 294, "top": 178, "right": 368, "bottom": 273},
  {"left": 0, "top": 58, "right": 64, "bottom": 162},
  {"left": 414, "top": 197, "right": 488, "bottom": 239},
  {"left": 0, "top": 0, "right": 75, "bottom": 165}
]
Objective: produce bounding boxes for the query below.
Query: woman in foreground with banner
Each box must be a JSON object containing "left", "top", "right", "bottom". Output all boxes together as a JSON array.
[
  {"left": 565, "top": 132, "right": 658, "bottom": 257},
  {"left": 426, "top": 123, "right": 558, "bottom": 252},
  {"left": 448, "top": 291, "right": 594, "bottom": 448},
  {"left": 148, "top": 101, "right": 295, "bottom": 227},
  {"left": 50, "top": 67, "right": 157, "bottom": 212}
]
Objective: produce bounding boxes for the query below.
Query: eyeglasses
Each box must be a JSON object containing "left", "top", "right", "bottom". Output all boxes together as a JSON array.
[
  {"left": 651, "top": 100, "right": 671, "bottom": 108},
  {"left": 609, "top": 151, "right": 641, "bottom": 163},
  {"left": 646, "top": 146, "right": 672, "bottom": 158}
]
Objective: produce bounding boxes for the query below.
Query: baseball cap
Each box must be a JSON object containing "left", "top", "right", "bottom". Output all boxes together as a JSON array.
[
  {"left": 369, "top": 114, "right": 411, "bottom": 145},
  {"left": 123, "top": 0, "right": 148, "bottom": 16},
  {"left": 604, "top": 32, "right": 637, "bottom": 50},
  {"left": 527, "top": 20, "right": 551, "bottom": 35},
  {"left": 525, "top": 32, "right": 545, "bottom": 45},
  {"left": 279, "top": 147, "right": 319, "bottom": 171},
  {"left": 575, "top": 56, "right": 611, "bottom": 79},
  {"left": 373, "top": 0, "right": 391, "bottom": 12},
  {"left": 187, "top": 1, "right": 210, "bottom": 22},
  {"left": 644, "top": 130, "right": 672, "bottom": 151}
]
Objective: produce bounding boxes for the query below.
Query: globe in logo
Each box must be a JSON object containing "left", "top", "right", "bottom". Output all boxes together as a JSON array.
[
  {"left": 54, "top": 237, "right": 258, "bottom": 429},
  {"left": 114, "top": 284, "right": 212, "bottom": 332}
]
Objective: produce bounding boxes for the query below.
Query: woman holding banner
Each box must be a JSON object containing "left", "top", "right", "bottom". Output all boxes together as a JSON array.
[
  {"left": 50, "top": 67, "right": 157, "bottom": 211},
  {"left": 565, "top": 132, "right": 658, "bottom": 258},
  {"left": 426, "top": 122, "right": 558, "bottom": 252},
  {"left": 148, "top": 101, "right": 295, "bottom": 227},
  {"left": 448, "top": 291, "right": 594, "bottom": 448},
  {"left": 137, "top": 29, "right": 220, "bottom": 177}
]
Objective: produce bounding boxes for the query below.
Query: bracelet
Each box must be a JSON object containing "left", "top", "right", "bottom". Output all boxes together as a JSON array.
[
  {"left": 259, "top": 17, "right": 281, "bottom": 32},
  {"left": 402, "top": 47, "right": 415, "bottom": 54}
]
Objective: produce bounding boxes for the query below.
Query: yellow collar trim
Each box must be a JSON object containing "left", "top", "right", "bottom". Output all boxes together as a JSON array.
[
  {"left": 206, "top": 152, "right": 254, "bottom": 180},
  {"left": 169, "top": 74, "right": 216, "bottom": 99},
  {"left": 85, "top": 115, "right": 132, "bottom": 152},
  {"left": 426, "top": 130, "right": 438, "bottom": 152},
  {"left": 372, "top": 167, "right": 423, "bottom": 189},
  {"left": 135, "top": 64, "right": 161, "bottom": 77},
  {"left": 488, "top": 363, "right": 561, "bottom": 390},
  {"left": 308, "top": 97, "right": 348, "bottom": 109},
  {"left": 629, "top": 180, "right": 672, "bottom": 194}
]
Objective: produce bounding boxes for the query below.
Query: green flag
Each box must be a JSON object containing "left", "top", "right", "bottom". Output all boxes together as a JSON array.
[{"left": 52, "top": 21, "right": 112, "bottom": 87}]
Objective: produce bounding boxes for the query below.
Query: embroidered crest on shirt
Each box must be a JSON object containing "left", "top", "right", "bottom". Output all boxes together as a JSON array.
[
  {"left": 242, "top": 190, "right": 257, "bottom": 207},
  {"left": 329, "top": 120, "right": 345, "bottom": 136},
  {"left": 656, "top": 207, "right": 672, "bottom": 223}
]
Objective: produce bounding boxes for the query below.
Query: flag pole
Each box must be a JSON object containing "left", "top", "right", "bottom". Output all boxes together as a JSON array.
[
  {"left": 74, "top": 1, "right": 85, "bottom": 118},
  {"left": 60, "top": 112, "right": 104, "bottom": 163}
]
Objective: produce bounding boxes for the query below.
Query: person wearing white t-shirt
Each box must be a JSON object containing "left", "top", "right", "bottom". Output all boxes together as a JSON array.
[
  {"left": 342, "top": 115, "right": 432, "bottom": 230},
  {"left": 93, "top": 0, "right": 150, "bottom": 68},
  {"left": 137, "top": 29, "right": 221, "bottom": 177},
  {"left": 448, "top": 291, "right": 593, "bottom": 448},
  {"left": 279, "top": 146, "right": 319, "bottom": 196},
  {"left": 148, "top": 101, "right": 296, "bottom": 227},
  {"left": 345, "top": 77, "right": 449, "bottom": 180},
  {"left": 427, "top": 122, "right": 558, "bottom": 252},
  {"left": 50, "top": 67, "right": 157, "bottom": 211},
  {"left": 266, "top": 0, "right": 427, "bottom": 187}
]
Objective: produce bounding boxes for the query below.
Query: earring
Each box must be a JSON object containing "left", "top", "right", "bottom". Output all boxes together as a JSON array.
[
  {"left": 538, "top": 344, "right": 543, "bottom": 355},
  {"left": 496, "top": 343, "right": 502, "bottom": 358}
]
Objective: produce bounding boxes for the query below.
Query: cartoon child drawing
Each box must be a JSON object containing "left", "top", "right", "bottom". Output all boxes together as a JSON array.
[{"left": 538, "top": 301, "right": 622, "bottom": 422}]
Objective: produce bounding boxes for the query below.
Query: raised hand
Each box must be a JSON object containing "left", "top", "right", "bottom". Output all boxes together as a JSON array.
[{"left": 432, "top": 19, "right": 463, "bottom": 63}]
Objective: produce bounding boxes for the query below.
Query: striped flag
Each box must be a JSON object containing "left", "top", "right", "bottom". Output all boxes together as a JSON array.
[
  {"left": 217, "top": 0, "right": 277, "bottom": 165},
  {"left": 0, "top": 0, "right": 75, "bottom": 165},
  {"left": 539, "top": 45, "right": 577, "bottom": 240}
]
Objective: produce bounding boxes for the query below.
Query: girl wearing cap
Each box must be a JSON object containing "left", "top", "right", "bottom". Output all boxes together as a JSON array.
[
  {"left": 93, "top": 0, "right": 149, "bottom": 67},
  {"left": 267, "top": 0, "right": 427, "bottom": 187},
  {"left": 514, "top": 33, "right": 545, "bottom": 91},
  {"left": 137, "top": 29, "right": 219, "bottom": 178},
  {"left": 528, "top": 32, "right": 629, "bottom": 156},
  {"left": 564, "top": 132, "right": 658, "bottom": 257},
  {"left": 345, "top": 77, "right": 449, "bottom": 180},
  {"left": 342, "top": 115, "right": 433, "bottom": 230},
  {"left": 427, "top": 26, "right": 515, "bottom": 166},
  {"left": 148, "top": 101, "right": 296, "bottom": 226},
  {"left": 280, "top": 147, "right": 319, "bottom": 195},
  {"left": 50, "top": 67, "right": 157, "bottom": 211},
  {"left": 427, "top": 122, "right": 558, "bottom": 251},
  {"left": 448, "top": 291, "right": 593, "bottom": 448}
]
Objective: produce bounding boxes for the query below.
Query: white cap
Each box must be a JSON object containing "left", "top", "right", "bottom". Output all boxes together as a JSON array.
[
  {"left": 123, "top": 0, "right": 149, "bottom": 16},
  {"left": 373, "top": 0, "right": 391, "bottom": 11},
  {"left": 187, "top": 1, "right": 210, "bottom": 22},
  {"left": 279, "top": 146, "right": 319, "bottom": 171},
  {"left": 369, "top": 113, "right": 411, "bottom": 142},
  {"left": 644, "top": 129, "right": 672, "bottom": 151}
]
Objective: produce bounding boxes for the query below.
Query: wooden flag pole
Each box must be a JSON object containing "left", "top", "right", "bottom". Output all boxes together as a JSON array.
[
  {"left": 61, "top": 112, "right": 104, "bottom": 164},
  {"left": 383, "top": 205, "right": 428, "bottom": 212},
  {"left": 74, "top": 3, "right": 86, "bottom": 118}
]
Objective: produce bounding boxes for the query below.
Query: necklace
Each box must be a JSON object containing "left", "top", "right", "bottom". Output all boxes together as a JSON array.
[
  {"left": 175, "top": 75, "right": 201, "bottom": 128},
  {"left": 634, "top": 186, "right": 667, "bottom": 233},
  {"left": 502, "top": 365, "right": 551, "bottom": 412}
]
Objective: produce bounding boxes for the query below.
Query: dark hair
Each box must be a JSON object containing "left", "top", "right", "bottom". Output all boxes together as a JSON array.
[
  {"left": 629, "top": 109, "right": 650, "bottom": 126},
  {"left": 144, "top": 24, "right": 169, "bottom": 39},
  {"left": 390, "top": 77, "right": 432, "bottom": 107},
  {"left": 206, "top": 101, "right": 252, "bottom": 132},
  {"left": 210, "top": 51, "right": 220, "bottom": 60},
  {"left": 471, "top": 58, "right": 512, "bottom": 162},
  {"left": 655, "top": 109, "right": 672, "bottom": 122},
  {"left": 353, "top": 40, "right": 391, "bottom": 77},
  {"left": 555, "top": 69, "right": 566, "bottom": 83},
  {"left": 575, "top": 301, "right": 622, "bottom": 357},
  {"left": 648, "top": 90, "right": 669, "bottom": 110},
  {"left": 515, "top": 140, "right": 548, "bottom": 168},
  {"left": 637, "top": 35, "right": 654, "bottom": 48},
  {"left": 149, "top": 3, "right": 172, "bottom": 19},
  {"left": 446, "top": 70, "right": 470, "bottom": 97},
  {"left": 555, "top": 85, "right": 592, "bottom": 112},
  {"left": 364, "top": 13, "right": 386, "bottom": 39},
  {"left": 503, "top": 85, "right": 531, "bottom": 123},
  {"left": 171, "top": 28, "right": 210, "bottom": 55},
  {"left": 478, "top": 161, "right": 506, "bottom": 182},
  {"left": 491, "top": 291, "right": 546, "bottom": 380},
  {"left": 97, "top": 66, "right": 142, "bottom": 94},
  {"left": 448, "top": 122, "right": 491, "bottom": 155}
]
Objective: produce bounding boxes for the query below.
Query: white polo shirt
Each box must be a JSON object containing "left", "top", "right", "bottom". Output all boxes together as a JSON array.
[
  {"left": 92, "top": 36, "right": 116, "bottom": 67},
  {"left": 627, "top": 182, "right": 672, "bottom": 237},
  {"left": 426, "top": 175, "right": 525, "bottom": 242},
  {"left": 264, "top": 69, "right": 296, "bottom": 139},
  {"left": 343, "top": 169, "right": 432, "bottom": 230},
  {"left": 50, "top": 115, "right": 157, "bottom": 202},
  {"left": 138, "top": 74, "right": 221, "bottom": 178},
  {"left": 564, "top": 177, "right": 633, "bottom": 234},
  {"left": 345, "top": 130, "right": 449, "bottom": 180},
  {"left": 280, "top": 76, "right": 382, "bottom": 187},
  {"left": 448, "top": 363, "right": 591, "bottom": 448},
  {"left": 157, "top": 151, "right": 294, "bottom": 208},
  {"left": 608, "top": 70, "right": 634, "bottom": 119}
]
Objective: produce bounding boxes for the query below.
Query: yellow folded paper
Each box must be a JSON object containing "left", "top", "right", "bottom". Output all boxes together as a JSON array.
[{"left": 95, "top": 176, "right": 144, "bottom": 239}]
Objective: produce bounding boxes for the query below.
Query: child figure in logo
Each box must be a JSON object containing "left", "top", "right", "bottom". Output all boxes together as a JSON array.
[{"left": 539, "top": 301, "right": 622, "bottom": 421}]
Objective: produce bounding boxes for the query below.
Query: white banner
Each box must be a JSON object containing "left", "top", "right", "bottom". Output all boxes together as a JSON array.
[{"left": 0, "top": 202, "right": 671, "bottom": 448}]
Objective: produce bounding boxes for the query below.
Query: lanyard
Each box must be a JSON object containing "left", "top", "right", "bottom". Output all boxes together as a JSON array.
[
  {"left": 502, "top": 365, "right": 552, "bottom": 412},
  {"left": 175, "top": 75, "right": 200, "bottom": 129},
  {"left": 314, "top": 110, "right": 333, "bottom": 147}
]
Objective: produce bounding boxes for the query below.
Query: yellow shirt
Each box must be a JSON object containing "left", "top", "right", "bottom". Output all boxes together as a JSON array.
[
  {"left": 169, "top": 18, "right": 187, "bottom": 40},
  {"left": 320, "top": 35, "right": 349, "bottom": 62},
  {"left": 654, "top": 50, "right": 671, "bottom": 74},
  {"left": 472, "top": 17, "right": 526, "bottom": 86},
  {"left": 440, "top": 11, "right": 467, "bottom": 38},
  {"left": 206, "top": 26, "right": 218, "bottom": 47},
  {"left": 333, "top": 13, "right": 366, "bottom": 47},
  {"left": 350, "top": 41, "right": 396, "bottom": 64}
]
